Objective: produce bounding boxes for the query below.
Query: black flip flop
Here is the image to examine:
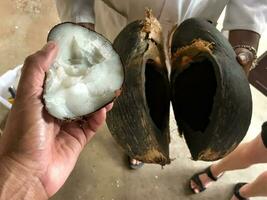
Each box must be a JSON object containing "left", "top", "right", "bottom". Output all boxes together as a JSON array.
[
  {"left": 128, "top": 157, "right": 144, "bottom": 170},
  {"left": 234, "top": 182, "right": 249, "bottom": 200},
  {"left": 189, "top": 165, "right": 222, "bottom": 193}
]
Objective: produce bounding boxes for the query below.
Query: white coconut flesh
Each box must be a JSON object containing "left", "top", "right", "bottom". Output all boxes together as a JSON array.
[{"left": 44, "top": 23, "right": 124, "bottom": 120}]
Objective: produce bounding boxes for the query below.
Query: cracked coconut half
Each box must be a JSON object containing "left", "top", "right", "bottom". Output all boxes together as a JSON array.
[{"left": 43, "top": 23, "right": 124, "bottom": 120}]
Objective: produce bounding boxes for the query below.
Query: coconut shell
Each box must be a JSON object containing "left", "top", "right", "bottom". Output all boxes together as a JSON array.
[
  {"left": 45, "top": 22, "right": 124, "bottom": 121},
  {"left": 106, "top": 11, "right": 171, "bottom": 165},
  {"left": 170, "top": 18, "right": 252, "bottom": 161}
]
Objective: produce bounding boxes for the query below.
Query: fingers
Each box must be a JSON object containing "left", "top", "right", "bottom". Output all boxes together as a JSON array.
[
  {"left": 83, "top": 108, "right": 107, "bottom": 141},
  {"left": 60, "top": 105, "right": 112, "bottom": 149},
  {"left": 105, "top": 102, "right": 114, "bottom": 112},
  {"left": 237, "top": 52, "right": 253, "bottom": 67},
  {"left": 61, "top": 122, "right": 88, "bottom": 148},
  {"left": 77, "top": 23, "right": 95, "bottom": 31},
  {"left": 17, "top": 42, "right": 58, "bottom": 98},
  {"left": 58, "top": 114, "right": 102, "bottom": 153},
  {"left": 82, "top": 103, "right": 113, "bottom": 143},
  {"left": 235, "top": 48, "right": 254, "bottom": 76}
]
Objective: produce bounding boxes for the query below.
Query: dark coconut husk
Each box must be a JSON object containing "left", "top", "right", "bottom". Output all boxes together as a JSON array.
[
  {"left": 106, "top": 10, "right": 171, "bottom": 165},
  {"left": 170, "top": 18, "right": 252, "bottom": 161}
]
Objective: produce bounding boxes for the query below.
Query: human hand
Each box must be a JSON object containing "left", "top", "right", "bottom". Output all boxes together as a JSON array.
[
  {"left": 234, "top": 47, "right": 255, "bottom": 76},
  {"left": 229, "top": 30, "right": 259, "bottom": 77},
  {"left": 0, "top": 42, "right": 112, "bottom": 198},
  {"left": 78, "top": 22, "right": 95, "bottom": 30}
]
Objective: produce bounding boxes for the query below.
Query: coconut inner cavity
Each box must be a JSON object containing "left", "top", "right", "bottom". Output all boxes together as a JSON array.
[{"left": 44, "top": 23, "right": 123, "bottom": 120}]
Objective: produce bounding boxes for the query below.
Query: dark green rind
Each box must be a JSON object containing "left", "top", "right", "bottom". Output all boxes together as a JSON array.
[
  {"left": 106, "top": 20, "right": 171, "bottom": 165},
  {"left": 171, "top": 18, "right": 252, "bottom": 161}
]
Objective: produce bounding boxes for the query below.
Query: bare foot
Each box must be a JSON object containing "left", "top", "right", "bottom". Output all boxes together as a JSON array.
[
  {"left": 190, "top": 166, "right": 223, "bottom": 193},
  {"left": 130, "top": 159, "right": 142, "bottom": 165},
  {"left": 230, "top": 195, "right": 240, "bottom": 200},
  {"left": 129, "top": 158, "right": 144, "bottom": 169},
  {"left": 231, "top": 183, "right": 248, "bottom": 200}
]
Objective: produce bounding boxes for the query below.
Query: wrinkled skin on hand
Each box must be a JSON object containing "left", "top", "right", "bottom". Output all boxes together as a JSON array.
[{"left": 0, "top": 42, "right": 112, "bottom": 197}]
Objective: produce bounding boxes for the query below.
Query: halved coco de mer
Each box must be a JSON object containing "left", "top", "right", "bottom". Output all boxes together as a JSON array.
[
  {"left": 170, "top": 18, "right": 252, "bottom": 161},
  {"left": 43, "top": 22, "right": 124, "bottom": 120},
  {"left": 106, "top": 10, "right": 171, "bottom": 165},
  {"left": 107, "top": 13, "right": 252, "bottom": 165}
]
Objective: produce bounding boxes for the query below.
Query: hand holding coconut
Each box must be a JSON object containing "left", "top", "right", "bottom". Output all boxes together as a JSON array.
[
  {"left": 229, "top": 30, "right": 260, "bottom": 76},
  {"left": 0, "top": 42, "right": 113, "bottom": 199}
]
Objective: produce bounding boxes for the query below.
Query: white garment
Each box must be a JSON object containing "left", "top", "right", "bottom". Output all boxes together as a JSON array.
[
  {"left": 55, "top": 0, "right": 267, "bottom": 41},
  {"left": 55, "top": 0, "right": 95, "bottom": 24}
]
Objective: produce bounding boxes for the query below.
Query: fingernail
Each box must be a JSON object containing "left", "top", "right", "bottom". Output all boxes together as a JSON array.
[
  {"left": 239, "top": 54, "right": 247, "bottom": 63},
  {"left": 42, "top": 41, "right": 56, "bottom": 51}
]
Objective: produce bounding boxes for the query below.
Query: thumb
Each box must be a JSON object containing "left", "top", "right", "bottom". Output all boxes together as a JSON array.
[
  {"left": 237, "top": 52, "right": 250, "bottom": 66},
  {"left": 236, "top": 51, "right": 253, "bottom": 76},
  {"left": 17, "top": 42, "right": 58, "bottom": 98}
]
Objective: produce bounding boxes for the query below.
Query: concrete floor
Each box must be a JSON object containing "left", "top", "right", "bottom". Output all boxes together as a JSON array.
[{"left": 0, "top": 1, "right": 267, "bottom": 200}]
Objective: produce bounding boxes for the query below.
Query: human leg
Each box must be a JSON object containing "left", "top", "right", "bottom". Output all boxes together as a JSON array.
[
  {"left": 231, "top": 170, "right": 267, "bottom": 200},
  {"left": 190, "top": 121, "right": 267, "bottom": 193}
]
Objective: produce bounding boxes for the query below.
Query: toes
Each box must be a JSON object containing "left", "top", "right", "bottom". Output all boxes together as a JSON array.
[
  {"left": 190, "top": 180, "right": 200, "bottom": 193},
  {"left": 190, "top": 180, "right": 195, "bottom": 189},
  {"left": 194, "top": 188, "right": 200, "bottom": 194},
  {"left": 230, "top": 195, "right": 238, "bottom": 200},
  {"left": 130, "top": 159, "right": 136, "bottom": 165},
  {"left": 130, "top": 159, "right": 142, "bottom": 165}
]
